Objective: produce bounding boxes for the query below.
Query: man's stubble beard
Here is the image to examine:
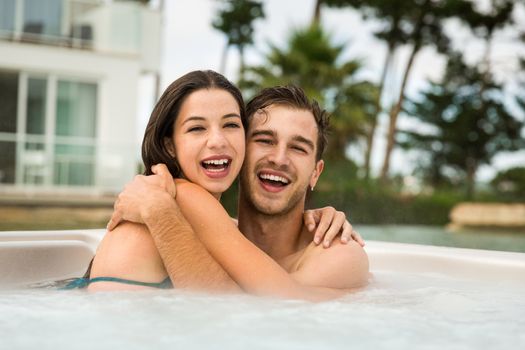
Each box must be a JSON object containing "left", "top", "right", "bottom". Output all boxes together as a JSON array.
[{"left": 239, "top": 172, "right": 308, "bottom": 217}]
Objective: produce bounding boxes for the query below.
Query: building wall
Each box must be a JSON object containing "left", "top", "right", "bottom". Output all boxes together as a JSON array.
[{"left": 0, "top": 41, "right": 141, "bottom": 193}]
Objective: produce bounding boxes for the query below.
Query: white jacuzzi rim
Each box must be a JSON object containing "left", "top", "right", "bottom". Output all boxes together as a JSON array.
[{"left": 1, "top": 228, "right": 524, "bottom": 287}]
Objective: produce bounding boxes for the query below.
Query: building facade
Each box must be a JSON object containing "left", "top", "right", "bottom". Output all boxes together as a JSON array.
[{"left": 0, "top": 0, "right": 160, "bottom": 195}]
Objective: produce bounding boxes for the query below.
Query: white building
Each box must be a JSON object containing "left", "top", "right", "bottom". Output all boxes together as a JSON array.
[{"left": 0, "top": 0, "right": 161, "bottom": 195}]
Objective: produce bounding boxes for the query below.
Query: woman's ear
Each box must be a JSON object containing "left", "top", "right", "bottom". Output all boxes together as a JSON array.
[{"left": 164, "top": 137, "right": 176, "bottom": 157}]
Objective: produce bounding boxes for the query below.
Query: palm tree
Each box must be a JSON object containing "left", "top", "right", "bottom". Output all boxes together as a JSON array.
[
  {"left": 212, "top": 0, "right": 265, "bottom": 80},
  {"left": 400, "top": 53, "right": 525, "bottom": 198},
  {"left": 321, "top": 0, "right": 411, "bottom": 179},
  {"left": 242, "top": 24, "right": 378, "bottom": 161}
]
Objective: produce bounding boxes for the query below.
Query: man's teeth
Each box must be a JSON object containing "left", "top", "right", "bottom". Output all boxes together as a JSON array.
[
  {"left": 259, "top": 173, "right": 289, "bottom": 184},
  {"left": 203, "top": 159, "right": 229, "bottom": 165}
]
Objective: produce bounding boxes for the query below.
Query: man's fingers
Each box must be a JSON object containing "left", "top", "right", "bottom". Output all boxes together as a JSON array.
[
  {"left": 340, "top": 223, "right": 365, "bottom": 247},
  {"left": 106, "top": 212, "right": 122, "bottom": 231},
  {"left": 352, "top": 229, "right": 365, "bottom": 247},
  {"left": 313, "top": 209, "right": 334, "bottom": 245},
  {"left": 340, "top": 221, "right": 353, "bottom": 244},
  {"left": 152, "top": 163, "right": 176, "bottom": 198},
  {"left": 152, "top": 163, "right": 171, "bottom": 179},
  {"left": 321, "top": 212, "right": 346, "bottom": 248},
  {"left": 303, "top": 210, "right": 317, "bottom": 232}
]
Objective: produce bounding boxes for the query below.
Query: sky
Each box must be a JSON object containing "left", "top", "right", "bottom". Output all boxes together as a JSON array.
[{"left": 140, "top": 0, "right": 525, "bottom": 182}]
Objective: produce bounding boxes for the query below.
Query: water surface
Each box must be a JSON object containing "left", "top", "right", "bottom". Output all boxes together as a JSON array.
[{"left": 1, "top": 271, "right": 523, "bottom": 350}]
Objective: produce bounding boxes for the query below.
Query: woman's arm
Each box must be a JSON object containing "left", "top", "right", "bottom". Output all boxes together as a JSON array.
[
  {"left": 97, "top": 174, "right": 240, "bottom": 292},
  {"left": 165, "top": 180, "right": 346, "bottom": 301}
]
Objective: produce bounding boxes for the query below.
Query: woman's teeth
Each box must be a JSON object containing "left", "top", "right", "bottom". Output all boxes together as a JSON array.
[
  {"left": 201, "top": 159, "right": 230, "bottom": 171},
  {"left": 203, "top": 159, "right": 229, "bottom": 165}
]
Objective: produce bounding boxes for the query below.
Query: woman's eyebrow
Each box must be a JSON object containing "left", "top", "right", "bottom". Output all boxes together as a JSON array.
[
  {"left": 181, "top": 116, "right": 206, "bottom": 126},
  {"left": 223, "top": 113, "right": 241, "bottom": 119}
]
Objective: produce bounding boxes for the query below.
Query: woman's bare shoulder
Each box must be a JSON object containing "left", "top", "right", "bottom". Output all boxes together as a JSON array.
[
  {"left": 91, "top": 221, "right": 166, "bottom": 280},
  {"left": 174, "top": 179, "right": 221, "bottom": 206}
]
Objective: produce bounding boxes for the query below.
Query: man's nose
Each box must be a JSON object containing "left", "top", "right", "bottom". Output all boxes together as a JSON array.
[{"left": 267, "top": 145, "right": 290, "bottom": 167}]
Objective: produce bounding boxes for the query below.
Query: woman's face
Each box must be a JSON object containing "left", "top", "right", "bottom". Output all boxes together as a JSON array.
[{"left": 172, "top": 88, "right": 245, "bottom": 199}]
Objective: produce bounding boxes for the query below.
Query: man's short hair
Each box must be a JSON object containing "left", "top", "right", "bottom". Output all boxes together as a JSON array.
[{"left": 246, "top": 85, "right": 330, "bottom": 161}]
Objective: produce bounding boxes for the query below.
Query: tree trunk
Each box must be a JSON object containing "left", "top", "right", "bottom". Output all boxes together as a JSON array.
[
  {"left": 312, "top": 0, "right": 322, "bottom": 26},
  {"left": 219, "top": 41, "right": 229, "bottom": 74},
  {"left": 380, "top": 42, "right": 420, "bottom": 181},
  {"left": 364, "top": 41, "right": 394, "bottom": 180},
  {"left": 238, "top": 45, "right": 245, "bottom": 82},
  {"left": 465, "top": 158, "right": 477, "bottom": 199}
]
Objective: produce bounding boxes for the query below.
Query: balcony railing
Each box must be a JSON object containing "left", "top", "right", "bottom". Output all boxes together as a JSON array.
[{"left": 0, "top": 0, "right": 160, "bottom": 67}]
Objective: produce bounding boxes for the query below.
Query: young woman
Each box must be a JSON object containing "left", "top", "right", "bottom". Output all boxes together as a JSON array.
[{"left": 79, "top": 70, "right": 361, "bottom": 298}]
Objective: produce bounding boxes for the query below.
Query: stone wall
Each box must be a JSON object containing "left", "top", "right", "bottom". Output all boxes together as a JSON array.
[{"left": 449, "top": 202, "right": 525, "bottom": 228}]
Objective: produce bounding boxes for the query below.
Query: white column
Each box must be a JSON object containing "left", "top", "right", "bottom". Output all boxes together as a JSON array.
[
  {"left": 15, "top": 72, "right": 27, "bottom": 185},
  {"left": 45, "top": 75, "right": 57, "bottom": 187},
  {"left": 13, "top": 0, "right": 24, "bottom": 41}
]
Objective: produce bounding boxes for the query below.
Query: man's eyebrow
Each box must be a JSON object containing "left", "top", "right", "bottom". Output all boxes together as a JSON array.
[
  {"left": 250, "top": 129, "right": 275, "bottom": 138},
  {"left": 292, "top": 135, "right": 315, "bottom": 151}
]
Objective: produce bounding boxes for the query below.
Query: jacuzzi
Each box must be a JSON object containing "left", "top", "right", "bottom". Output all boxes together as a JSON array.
[{"left": 1, "top": 229, "right": 524, "bottom": 349}]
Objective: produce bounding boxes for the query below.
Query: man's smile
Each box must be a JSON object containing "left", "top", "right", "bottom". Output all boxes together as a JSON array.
[{"left": 257, "top": 169, "right": 291, "bottom": 193}]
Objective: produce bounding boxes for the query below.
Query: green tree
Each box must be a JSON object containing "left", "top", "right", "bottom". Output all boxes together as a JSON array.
[
  {"left": 242, "top": 24, "right": 378, "bottom": 161},
  {"left": 400, "top": 53, "right": 525, "bottom": 198},
  {"left": 212, "top": 0, "right": 265, "bottom": 80},
  {"left": 491, "top": 167, "right": 525, "bottom": 199},
  {"left": 383, "top": 0, "right": 519, "bottom": 182},
  {"left": 321, "top": 0, "right": 411, "bottom": 179}
]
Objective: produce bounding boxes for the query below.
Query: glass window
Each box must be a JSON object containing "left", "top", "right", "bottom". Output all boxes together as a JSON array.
[
  {"left": 0, "top": 70, "right": 18, "bottom": 133},
  {"left": 54, "top": 144, "right": 95, "bottom": 186},
  {"left": 23, "top": 0, "right": 62, "bottom": 37},
  {"left": 0, "top": 0, "right": 15, "bottom": 33},
  {"left": 0, "top": 141, "right": 16, "bottom": 184},
  {"left": 26, "top": 78, "right": 47, "bottom": 135},
  {"left": 56, "top": 80, "right": 97, "bottom": 137},
  {"left": 22, "top": 142, "right": 47, "bottom": 185},
  {"left": 54, "top": 80, "right": 97, "bottom": 186}
]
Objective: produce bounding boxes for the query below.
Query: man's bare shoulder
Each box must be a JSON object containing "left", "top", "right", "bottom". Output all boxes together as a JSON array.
[{"left": 292, "top": 240, "right": 370, "bottom": 290}]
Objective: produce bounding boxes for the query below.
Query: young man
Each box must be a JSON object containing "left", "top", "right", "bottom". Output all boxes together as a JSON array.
[{"left": 108, "top": 86, "right": 369, "bottom": 300}]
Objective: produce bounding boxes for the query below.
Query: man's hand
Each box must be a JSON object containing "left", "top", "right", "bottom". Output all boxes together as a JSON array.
[
  {"left": 107, "top": 164, "right": 176, "bottom": 231},
  {"left": 303, "top": 207, "right": 364, "bottom": 248}
]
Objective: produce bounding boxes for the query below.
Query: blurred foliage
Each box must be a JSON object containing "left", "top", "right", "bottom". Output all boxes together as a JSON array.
[
  {"left": 399, "top": 52, "right": 525, "bottom": 198},
  {"left": 241, "top": 24, "right": 379, "bottom": 161},
  {"left": 309, "top": 157, "right": 457, "bottom": 225},
  {"left": 212, "top": 0, "right": 265, "bottom": 78},
  {"left": 219, "top": 0, "right": 525, "bottom": 224},
  {"left": 491, "top": 167, "right": 525, "bottom": 199}
]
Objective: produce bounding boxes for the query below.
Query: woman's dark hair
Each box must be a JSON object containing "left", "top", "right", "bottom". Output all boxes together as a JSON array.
[{"left": 142, "top": 70, "right": 245, "bottom": 177}]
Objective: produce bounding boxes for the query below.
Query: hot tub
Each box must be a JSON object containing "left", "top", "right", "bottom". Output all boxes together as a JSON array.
[{"left": 0, "top": 229, "right": 524, "bottom": 349}]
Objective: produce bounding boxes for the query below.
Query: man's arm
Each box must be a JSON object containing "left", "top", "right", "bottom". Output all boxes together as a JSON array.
[
  {"left": 144, "top": 193, "right": 241, "bottom": 292},
  {"left": 109, "top": 175, "right": 240, "bottom": 292},
  {"left": 290, "top": 240, "right": 370, "bottom": 290}
]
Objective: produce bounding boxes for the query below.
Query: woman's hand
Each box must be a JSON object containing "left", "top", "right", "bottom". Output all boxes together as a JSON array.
[
  {"left": 107, "top": 164, "right": 176, "bottom": 231},
  {"left": 303, "top": 207, "right": 364, "bottom": 248}
]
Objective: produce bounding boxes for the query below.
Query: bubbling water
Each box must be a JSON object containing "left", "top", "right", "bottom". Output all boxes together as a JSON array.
[{"left": 1, "top": 271, "right": 523, "bottom": 350}]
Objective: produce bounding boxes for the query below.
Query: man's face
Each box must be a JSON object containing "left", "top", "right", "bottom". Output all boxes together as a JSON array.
[{"left": 240, "top": 105, "right": 324, "bottom": 216}]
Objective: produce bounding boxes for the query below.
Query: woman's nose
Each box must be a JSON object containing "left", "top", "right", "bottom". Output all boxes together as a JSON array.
[{"left": 206, "top": 128, "right": 228, "bottom": 149}]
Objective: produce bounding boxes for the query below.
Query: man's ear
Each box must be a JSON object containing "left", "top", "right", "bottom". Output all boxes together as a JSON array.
[
  {"left": 164, "top": 137, "right": 176, "bottom": 157},
  {"left": 309, "top": 159, "right": 324, "bottom": 189}
]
